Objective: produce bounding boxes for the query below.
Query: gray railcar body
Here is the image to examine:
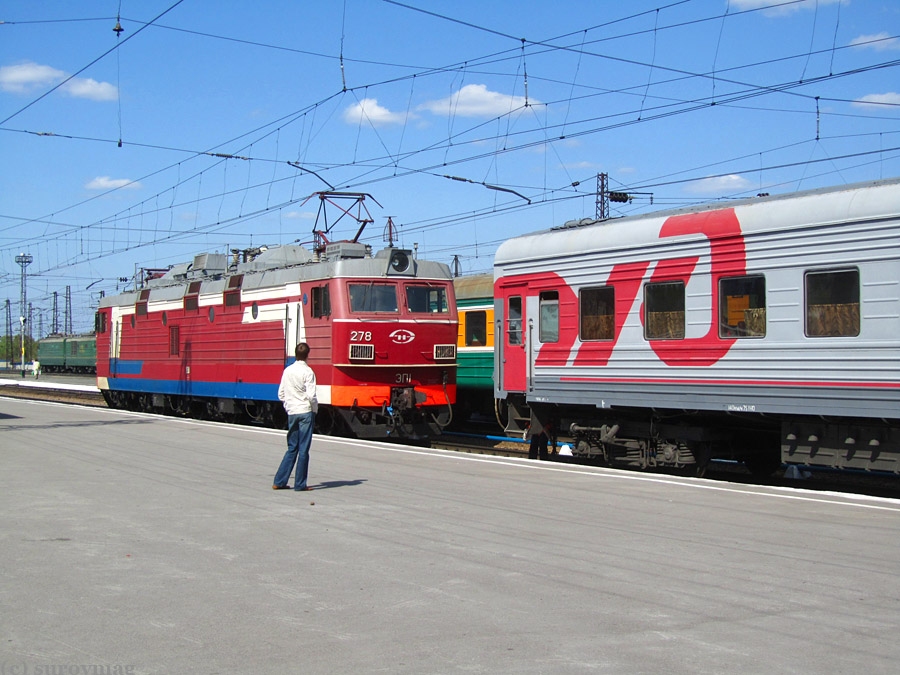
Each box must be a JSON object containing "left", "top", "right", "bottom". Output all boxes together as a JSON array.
[{"left": 494, "top": 178, "right": 900, "bottom": 473}]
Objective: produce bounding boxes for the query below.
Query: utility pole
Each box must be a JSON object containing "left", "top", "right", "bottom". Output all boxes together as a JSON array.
[
  {"left": 15, "top": 252, "right": 32, "bottom": 377},
  {"left": 4, "top": 299, "right": 10, "bottom": 367},
  {"left": 52, "top": 291, "right": 59, "bottom": 333},
  {"left": 65, "top": 285, "right": 72, "bottom": 334},
  {"left": 596, "top": 173, "right": 609, "bottom": 220}
]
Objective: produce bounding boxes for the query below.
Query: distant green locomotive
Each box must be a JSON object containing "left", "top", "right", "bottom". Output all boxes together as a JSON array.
[{"left": 37, "top": 333, "right": 97, "bottom": 373}]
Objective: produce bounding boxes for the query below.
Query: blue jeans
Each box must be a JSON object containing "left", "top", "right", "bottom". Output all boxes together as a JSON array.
[{"left": 274, "top": 412, "right": 315, "bottom": 490}]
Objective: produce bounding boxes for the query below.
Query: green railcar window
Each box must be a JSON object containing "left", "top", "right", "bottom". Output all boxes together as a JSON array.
[{"left": 465, "top": 311, "right": 487, "bottom": 346}]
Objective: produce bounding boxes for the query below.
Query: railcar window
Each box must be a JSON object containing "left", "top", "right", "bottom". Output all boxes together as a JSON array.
[
  {"left": 465, "top": 311, "right": 487, "bottom": 346},
  {"left": 135, "top": 289, "right": 150, "bottom": 317},
  {"left": 224, "top": 274, "right": 243, "bottom": 308},
  {"left": 539, "top": 291, "right": 559, "bottom": 343},
  {"left": 508, "top": 296, "right": 522, "bottom": 345},
  {"left": 805, "top": 269, "right": 860, "bottom": 337},
  {"left": 95, "top": 311, "right": 108, "bottom": 334},
  {"left": 644, "top": 281, "right": 685, "bottom": 340},
  {"left": 349, "top": 283, "right": 398, "bottom": 313},
  {"left": 406, "top": 284, "right": 449, "bottom": 313},
  {"left": 719, "top": 276, "right": 766, "bottom": 338},
  {"left": 184, "top": 281, "right": 201, "bottom": 312},
  {"left": 312, "top": 285, "right": 331, "bottom": 318},
  {"left": 580, "top": 287, "right": 615, "bottom": 341}
]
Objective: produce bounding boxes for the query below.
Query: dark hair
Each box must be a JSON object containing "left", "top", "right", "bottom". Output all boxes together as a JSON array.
[{"left": 295, "top": 342, "right": 310, "bottom": 361}]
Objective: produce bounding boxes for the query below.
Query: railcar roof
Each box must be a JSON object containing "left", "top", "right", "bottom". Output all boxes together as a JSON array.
[
  {"left": 98, "top": 246, "right": 452, "bottom": 309},
  {"left": 496, "top": 176, "right": 900, "bottom": 266},
  {"left": 453, "top": 273, "right": 494, "bottom": 301}
]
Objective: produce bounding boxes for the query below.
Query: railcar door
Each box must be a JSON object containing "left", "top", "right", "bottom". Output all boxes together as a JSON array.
[
  {"left": 284, "top": 301, "right": 305, "bottom": 365},
  {"left": 499, "top": 285, "right": 528, "bottom": 393},
  {"left": 110, "top": 308, "right": 123, "bottom": 377}
]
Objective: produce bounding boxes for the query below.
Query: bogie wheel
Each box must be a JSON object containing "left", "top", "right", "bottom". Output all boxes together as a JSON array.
[
  {"left": 743, "top": 451, "right": 783, "bottom": 478},
  {"left": 315, "top": 405, "right": 337, "bottom": 436}
]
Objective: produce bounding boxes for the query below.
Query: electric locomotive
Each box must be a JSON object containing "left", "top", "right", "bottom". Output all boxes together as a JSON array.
[
  {"left": 96, "top": 241, "right": 458, "bottom": 439},
  {"left": 494, "top": 178, "right": 900, "bottom": 475}
]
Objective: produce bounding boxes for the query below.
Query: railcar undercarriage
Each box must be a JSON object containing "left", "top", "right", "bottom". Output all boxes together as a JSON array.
[
  {"left": 101, "top": 389, "right": 451, "bottom": 441},
  {"left": 507, "top": 396, "right": 899, "bottom": 475},
  {"left": 510, "top": 397, "right": 783, "bottom": 476}
]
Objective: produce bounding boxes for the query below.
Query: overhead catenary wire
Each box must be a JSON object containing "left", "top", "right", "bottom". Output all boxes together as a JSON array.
[{"left": 1, "top": 1, "right": 897, "bottom": 305}]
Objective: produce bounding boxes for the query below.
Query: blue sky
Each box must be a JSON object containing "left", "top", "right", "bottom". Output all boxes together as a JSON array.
[{"left": 1, "top": 0, "right": 898, "bottom": 335}]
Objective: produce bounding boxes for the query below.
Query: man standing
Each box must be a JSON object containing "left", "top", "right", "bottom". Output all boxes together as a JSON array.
[{"left": 273, "top": 342, "right": 318, "bottom": 491}]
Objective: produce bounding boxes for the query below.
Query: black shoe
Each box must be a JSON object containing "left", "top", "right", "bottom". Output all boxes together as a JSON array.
[{"left": 272, "top": 485, "right": 291, "bottom": 490}]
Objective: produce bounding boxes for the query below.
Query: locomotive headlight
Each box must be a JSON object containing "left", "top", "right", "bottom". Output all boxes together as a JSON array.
[{"left": 389, "top": 250, "right": 410, "bottom": 274}]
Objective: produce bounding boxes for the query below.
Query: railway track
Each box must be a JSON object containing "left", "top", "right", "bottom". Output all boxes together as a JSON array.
[
  {"left": 3, "top": 384, "right": 898, "bottom": 499},
  {"left": 0, "top": 383, "right": 106, "bottom": 407}
]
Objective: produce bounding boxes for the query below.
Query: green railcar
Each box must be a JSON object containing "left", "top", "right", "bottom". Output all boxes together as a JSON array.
[
  {"left": 37, "top": 335, "right": 67, "bottom": 371},
  {"left": 453, "top": 274, "right": 497, "bottom": 423},
  {"left": 36, "top": 333, "right": 97, "bottom": 373},
  {"left": 66, "top": 333, "right": 97, "bottom": 372}
]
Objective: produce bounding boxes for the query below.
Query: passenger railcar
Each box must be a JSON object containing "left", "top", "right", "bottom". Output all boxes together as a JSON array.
[
  {"left": 37, "top": 333, "right": 97, "bottom": 373},
  {"left": 96, "top": 243, "right": 457, "bottom": 439},
  {"left": 494, "top": 178, "right": 900, "bottom": 474},
  {"left": 452, "top": 273, "right": 497, "bottom": 423}
]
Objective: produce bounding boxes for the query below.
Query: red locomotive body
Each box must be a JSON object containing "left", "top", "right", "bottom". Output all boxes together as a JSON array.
[{"left": 96, "top": 243, "right": 457, "bottom": 438}]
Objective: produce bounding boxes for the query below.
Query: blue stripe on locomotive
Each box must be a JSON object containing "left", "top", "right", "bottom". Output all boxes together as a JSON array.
[
  {"left": 106, "top": 376, "right": 278, "bottom": 401},
  {"left": 109, "top": 359, "right": 144, "bottom": 374}
]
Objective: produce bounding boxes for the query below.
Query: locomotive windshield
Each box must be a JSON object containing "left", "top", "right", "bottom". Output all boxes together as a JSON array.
[
  {"left": 406, "top": 284, "right": 449, "bottom": 314},
  {"left": 349, "top": 282, "right": 398, "bottom": 312}
]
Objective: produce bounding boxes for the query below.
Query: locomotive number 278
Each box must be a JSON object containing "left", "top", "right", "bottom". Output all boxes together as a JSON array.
[{"left": 350, "top": 331, "right": 372, "bottom": 342}]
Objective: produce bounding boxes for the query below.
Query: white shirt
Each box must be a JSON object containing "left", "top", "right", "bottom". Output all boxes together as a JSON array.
[{"left": 278, "top": 359, "right": 318, "bottom": 415}]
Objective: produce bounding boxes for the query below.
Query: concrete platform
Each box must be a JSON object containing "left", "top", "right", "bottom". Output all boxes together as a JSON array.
[{"left": 2, "top": 396, "right": 899, "bottom": 674}]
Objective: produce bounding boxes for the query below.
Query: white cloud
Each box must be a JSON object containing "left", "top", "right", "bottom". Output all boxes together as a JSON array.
[
  {"left": 283, "top": 211, "right": 316, "bottom": 220},
  {"left": 342, "top": 98, "right": 409, "bottom": 126},
  {"left": 0, "top": 61, "right": 64, "bottom": 93},
  {"left": 730, "top": 0, "right": 843, "bottom": 17},
  {"left": 85, "top": 176, "right": 141, "bottom": 191},
  {"left": 560, "top": 160, "right": 601, "bottom": 170},
  {"left": 418, "top": 84, "right": 540, "bottom": 118},
  {"left": 684, "top": 175, "right": 752, "bottom": 194},
  {"left": 849, "top": 33, "right": 900, "bottom": 51},
  {"left": 0, "top": 61, "right": 117, "bottom": 100},
  {"left": 62, "top": 77, "right": 117, "bottom": 101},
  {"left": 852, "top": 92, "right": 900, "bottom": 109}
]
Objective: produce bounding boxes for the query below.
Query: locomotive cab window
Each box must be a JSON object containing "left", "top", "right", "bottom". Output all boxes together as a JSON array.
[
  {"left": 312, "top": 285, "right": 331, "bottom": 318},
  {"left": 406, "top": 284, "right": 449, "bottom": 314},
  {"left": 580, "top": 286, "right": 615, "bottom": 341},
  {"left": 539, "top": 291, "right": 559, "bottom": 343},
  {"left": 805, "top": 269, "right": 860, "bottom": 337},
  {"left": 644, "top": 281, "right": 685, "bottom": 340},
  {"left": 719, "top": 276, "right": 766, "bottom": 338},
  {"left": 507, "top": 296, "right": 522, "bottom": 345},
  {"left": 349, "top": 282, "right": 398, "bottom": 313},
  {"left": 465, "top": 311, "right": 487, "bottom": 346},
  {"left": 95, "top": 311, "right": 108, "bottom": 334}
]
